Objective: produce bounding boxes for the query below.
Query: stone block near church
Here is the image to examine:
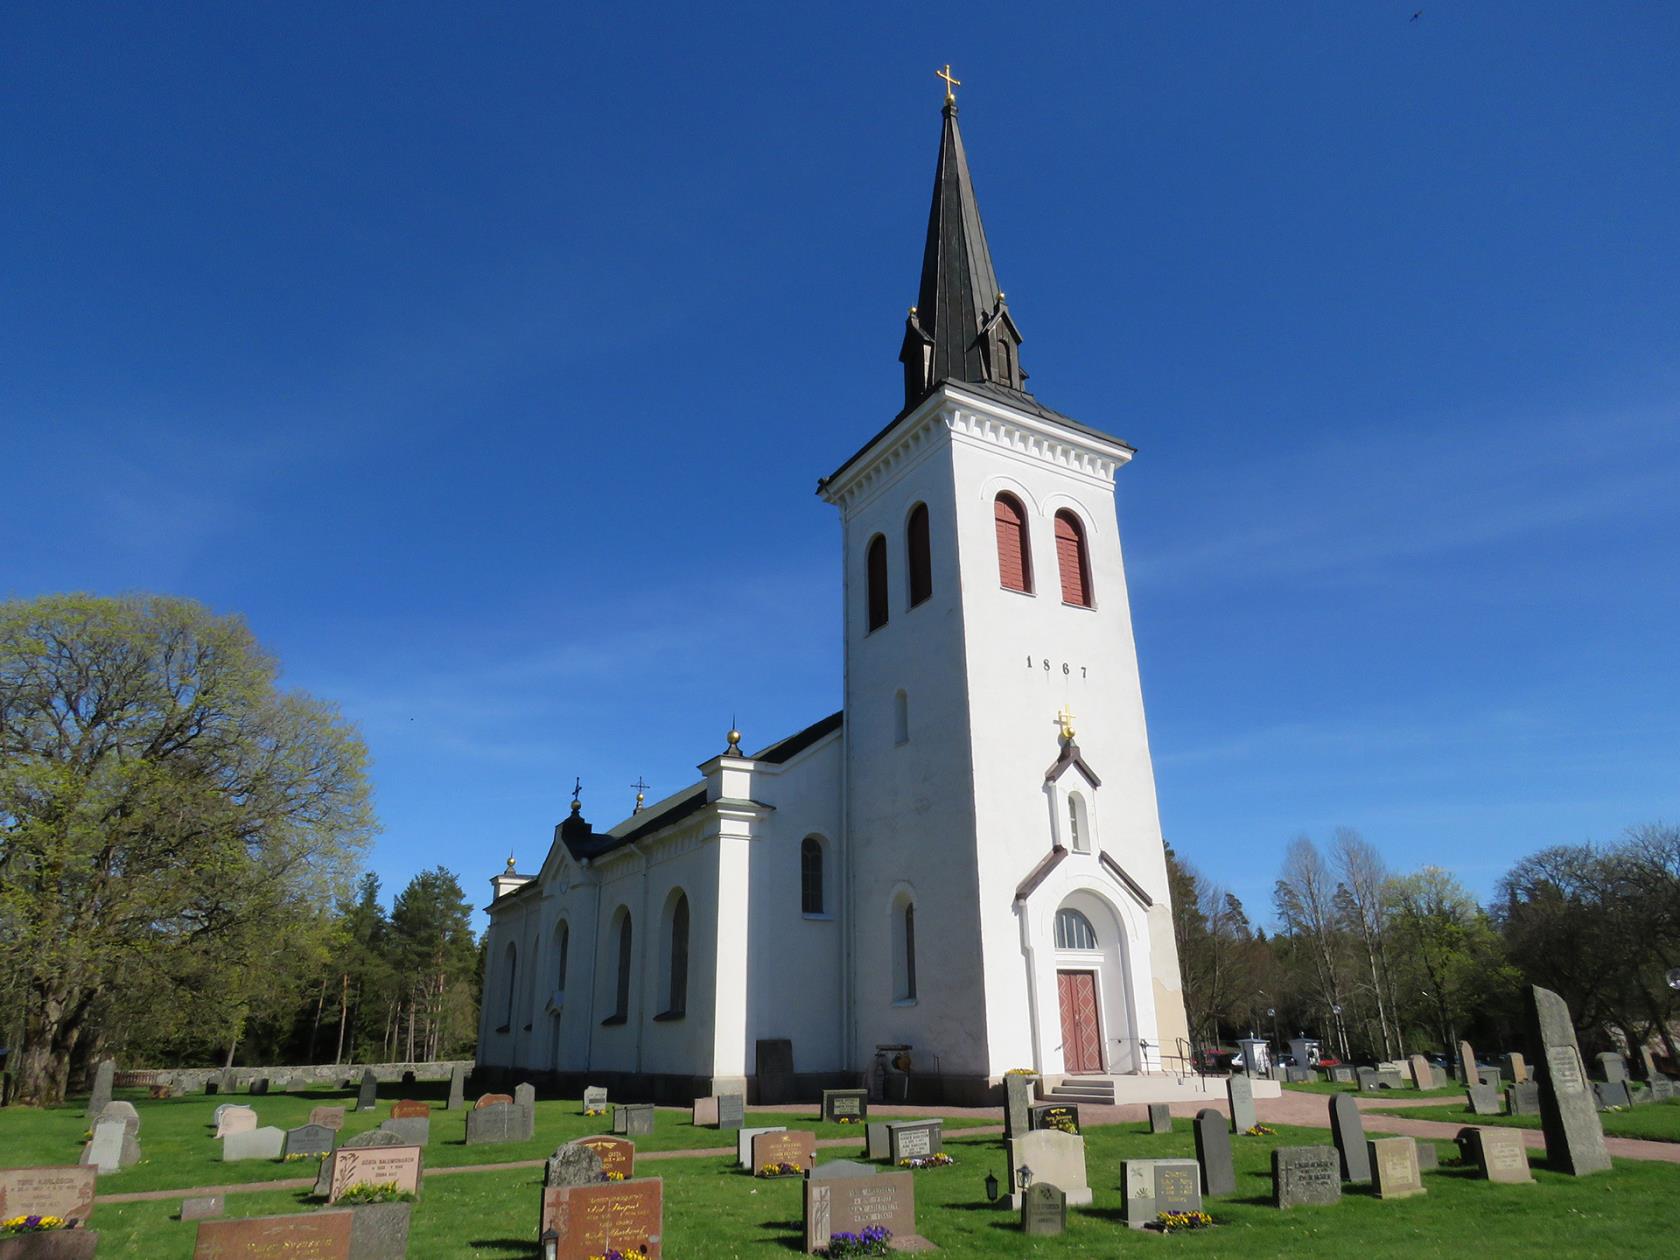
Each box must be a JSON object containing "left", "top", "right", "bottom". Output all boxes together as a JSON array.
[
  {"left": 1002, "top": 1074, "right": 1035, "bottom": 1138},
  {"left": 821, "top": 1089, "right": 867, "bottom": 1124}
]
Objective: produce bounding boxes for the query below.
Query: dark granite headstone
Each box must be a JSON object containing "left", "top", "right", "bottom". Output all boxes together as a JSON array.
[
  {"left": 1028, "top": 1102, "right": 1080, "bottom": 1134},
  {"left": 757, "top": 1038, "right": 796, "bottom": 1104},
  {"left": 717, "top": 1093, "right": 745, "bottom": 1129},
  {"left": 356, "top": 1069, "right": 378, "bottom": 1112},
  {"left": 612, "top": 1102, "right": 655, "bottom": 1137},
  {"left": 1003, "top": 1075, "right": 1035, "bottom": 1138},
  {"left": 1507, "top": 1082, "right": 1541, "bottom": 1115},
  {"left": 1147, "top": 1103, "right": 1171, "bottom": 1134},
  {"left": 1593, "top": 1080, "right": 1632, "bottom": 1111},
  {"left": 249, "top": 1077, "right": 269, "bottom": 1096},
  {"left": 801, "top": 1169, "right": 919, "bottom": 1254},
  {"left": 885, "top": 1119, "right": 942, "bottom": 1163},
  {"left": 465, "top": 1100, "right": 534, "bottom": 1144},
  {"left": 1272, "top": 1145, "right": 1342, "bottom": 1208},
  {"left": 344, "top": 1129, "right": 406, "bottom": 1148},
  {"left": 1530, "top": 984, "right": 1611, "bottom": 1175},
  {"left": 822, "top": 1088, "right": 867, "bottom": 1124},
  {"left": 1329, "top": 1094, "right": 1370, "bottom": 1183},
  {"left": 544, "top": 1141, "right": 605, "bottom": 1188},
  {"left": 86, "top": 1059, "right": 114, "bottom": 1119},
  {"left": 1193, "top": 1108, "right": 1236, "bottom": 1197},
  {"left": 1227, "top": 1073, "right": 1256, "bottom": 1133},
  {"left": 379, "top": 1116, "right": 430, "bottom": 1147},
  {"left": 1020, "top": 1181, "right": 1066, "bottom": 1236},
  {"left": 283, "top": 1123, "right": 335, "bottom": 1160}
]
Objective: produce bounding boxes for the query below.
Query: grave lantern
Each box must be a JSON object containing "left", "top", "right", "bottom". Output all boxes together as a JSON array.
[
  {"left": 539, "top": 1226, "right": 558, "bottom": 1260},
  {"left": 1017, "top": 1163, "right": 1034, "bottom": 1191},
  {"left": 985, "top": 1170, "right": 999, "bottom": 1202}
]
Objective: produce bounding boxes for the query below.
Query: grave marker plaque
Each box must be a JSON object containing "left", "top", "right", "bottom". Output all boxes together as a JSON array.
[
  {"left": 514, "top": 1082, "right": 537, "bottom": 1109},
  {"left": 753, "top": 1129, "right": 817, "bottom": 1174},
  {"left": 1592, "top": 1080, "right": 1632, "bottom": 1111},
  {"left": 611, "top": 1102, "right": 655, "bottom": 1137},
  {"left": 1408, "top": 1055, "right": 1436, "bottom": 1090},
  {"left": 181, "top": 1195, "right": 223, "bottom": 1221},
  {"left": 328, "top": 1144, "right": 422, "bottom": 1202},
  {"left": 466, "top": 1100, "right": 534, "bottom": 1144},
  {"left": 576, "top": 1135, "right": 635, "bottom": 1180},
  {"left": 474, "top": 1092, "right": 513, "bottom": 1110},
  {"left": 1368, "top": 1137, "right": 1424, "bottom": 1199},
  {"left": 216, "top": 1106, "right": 258, "bottom": 1139},
  {"left": 1148, "top": 1103, "right": 1171, "bottom": 1134},
  {"left": 191, "top": 1211, "right": 352, "bottom": 1259},
  {"left": 283, "top": 1124, "right": 336, "bottom": 1161},
  {"left": 737, "top": 1126, "right": 786, "bottom": 1167},
  {"left": 1530, "top": 984, "right": 1611, "bottom": 1175},
  {"left": 1457, "top": 1126, "right": 1533, "bottom": 1184},
  {"left": 691, "top": 1096, "right": 719, "bottom": 1127},
  {"left": 1507, "top": 1082, "right": 1541, "bottom": 1115},
  {"left": 379, "top": 1116, "right": 430, "bottom": 1147},
  {"left": 1467, "top": 1083, "right": 1502, "bottom": 1116},
  {"left": 0, "top": 1166, "right": 96, "bottom": 1225},
  {"left": 540, "top": 1178, "right": 663, "bottom": 1260},
  {"left": 1121, "top": 1158, "right": 1201, "bottom": 1228},
  {"left": 1272, "top": 1145, "right": 1341, "bottom": 1208},
  {"left": 716, "top": 1092, "right": 745, "bottom": 1129},
  {"left": 822, "top": 1089, "right": 867, "bottom": 1124},
  {"left": 310, "top": 1107, "right": 346, "bottom": 1132},
  {"left": 1028, "top": 1102, "right": 1080, "bottom": 1134},
  {"left": 446, "top": 1065, "right": 466, "bottom": 1111},
  {"left": 356, "top": 1069, "right": 378, "bottom": 1112},
  {"left": 1020, "top": 1182, "right": 1066, "bottom": 1236},
  {"left": 223, "top": 1126, "right": 284, "bottom": 1162},
  {"left": 390, "top": 1100, "right": 428, "bottom": 1120},
  {"left": 801, "top": 1169, "right": 918, "bottom": 1254},
  {"left": 582, "top": 1086, "right": 608, "bottom": 1113},
  {"left": 886, "top": 1119, "right": 942, "bottom": 1163}
]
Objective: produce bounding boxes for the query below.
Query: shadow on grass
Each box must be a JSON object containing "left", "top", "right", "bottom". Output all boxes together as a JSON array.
[
  {"left": 464, "top": 1240, "right": 530, "bottom": 1254},
  {"left": 755, "top": 1219, "right": 806, "bottom": 1253}
]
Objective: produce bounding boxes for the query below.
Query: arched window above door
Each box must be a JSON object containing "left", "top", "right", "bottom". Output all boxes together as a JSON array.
[{"left": 1055, "top": 908, "right": 1099, "bottom": 951}]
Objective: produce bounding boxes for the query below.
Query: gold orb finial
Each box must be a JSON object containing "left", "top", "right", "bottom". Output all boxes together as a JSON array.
[
  {"left": 505, "top": 853, "right": 517, "bottom": 873},
  {"left": 727, "top": 727, "right": 743, "bottom": 754}
]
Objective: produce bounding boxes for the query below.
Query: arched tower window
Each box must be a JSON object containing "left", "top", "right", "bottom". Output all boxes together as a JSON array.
[
  {"left": 1055, "top": 908, "right": 1099, "bottom": 950},
  {"left": 665, "top": 894, "right": 689, "bottom": 1017},
  {"left": 607, "top": 910, "right": 633, "bottom": 1023},
  {"left": 1067, "top": 791, "right": 1091, "bottom": 854},
  {"left": 997, "top": 338, "right": 1014, "bottom": 386},
  {"left": 501, "top": 941, "right": 518, "bottom": 1030},
  {"left": 906, "top": 503, "right": 932, "bottom": 607},
  {"left": 892, "top": 894, "right": 918, "bottom": 1002},
  {"left": 994, "top": 494, "right": 1032, "bottom": 593},
  {"left": 866, "top": 534, "right": 890, "bottom": 631},
  {"left": 1055, "top": 510, "right": 1092, "bottom": 607},
  {"left": 801, "top": 837, "right": 825, "bottom": 915},
  {"left": 555, "top": 922, "right": 570, "bottom": 994}
]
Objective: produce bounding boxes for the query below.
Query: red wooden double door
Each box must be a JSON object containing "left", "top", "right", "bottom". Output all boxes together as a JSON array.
[{"left": 1057, "top": 969, "right": 1104, "bottom": 1074}]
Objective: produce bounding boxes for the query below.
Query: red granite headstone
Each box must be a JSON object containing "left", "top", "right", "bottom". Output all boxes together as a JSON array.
[
  {"left": 191, "top": 1210, "right": 352, "bottom": 1258},
  {"left": 575, "top": 1135, "right": 635, "bottom": 1179},
  {"left": 539, "top": 1178, "right": 663, "bottom": 1260}
]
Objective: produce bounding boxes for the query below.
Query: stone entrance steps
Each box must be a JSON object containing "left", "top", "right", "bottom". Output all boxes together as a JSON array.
[{"left": 1040, "top": 1073, "right": 1284, "bottom": 1106}]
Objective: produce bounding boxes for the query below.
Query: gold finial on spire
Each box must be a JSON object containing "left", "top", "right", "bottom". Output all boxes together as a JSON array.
[
  {"left": 505, "top": 852, "right": 517, "bottom": 873},
  {"left": 1057, "top": 705, "right": 1077, "bottom": 743},
  {"left": 936, "top": 64, "right": 961, "bottom": 102}
]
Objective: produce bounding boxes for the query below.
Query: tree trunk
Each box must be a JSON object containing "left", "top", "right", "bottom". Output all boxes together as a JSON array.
[
  {"left": 306, "top": 978, "right": 326, "bottom": 1064},
  {"left": 333, "top": 973, "right": 349, "bottom": 1065}
]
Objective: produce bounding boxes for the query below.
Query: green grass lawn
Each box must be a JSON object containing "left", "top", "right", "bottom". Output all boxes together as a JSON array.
[
  {"left": 53, "top": 1121, "right": 1680, "bottom": 1259},
  {"left": 1283, "top": 1080, "right": 1464, "bottom": 1099},
  {"left": 0, "top": 1086, "right": 992, "bottom": 1194},
  {"left": 1381, "top": 1096, "right": 1680, "bottom": 1143}
]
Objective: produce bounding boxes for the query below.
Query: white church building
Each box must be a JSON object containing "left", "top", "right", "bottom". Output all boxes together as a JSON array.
[{"left": 477, "top": 91, "right": 1192, "bottom": 1105}]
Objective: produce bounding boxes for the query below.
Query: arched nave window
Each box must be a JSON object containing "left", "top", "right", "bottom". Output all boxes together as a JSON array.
[
  {"left": 1055, "top": 907, "right": 1099, "bottom": 951},
  {"left": 892, "top": 894, "right": 918, "bottom": 1002},
  {"left": 500, "top": 941, "right": 518, "bottom": 1031},
  {"left": 1055, "top": 510, "right": 1092, "bottom": 607},
  {"left": 606, "top": 910, "right": 633, "bottom": 1024},
  {"left": 994, "top": 494, "right": 1032, "bottom": 593},
  {"left": 866, "top": 534, "right": 890, "bottom": 631},
  {"left": 663, "top": 894, "right": 689, "bottom": 1017},
  {"left": 801, "top": 837, "right": 825, "bottom": 915},
  {"left": 906, "top": 503, "right": 932, "bottom": 607},
  {"left": 555, "top": 921, "right": 570, "bottom": 994}
]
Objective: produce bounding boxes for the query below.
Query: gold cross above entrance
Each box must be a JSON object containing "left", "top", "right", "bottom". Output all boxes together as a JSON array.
[{"left": 936, "top": 64, "right": 961, "bottom": 101}]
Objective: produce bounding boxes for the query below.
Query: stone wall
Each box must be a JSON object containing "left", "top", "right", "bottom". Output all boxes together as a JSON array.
[{"left": 114, "top": 1060, "right": 473, "bottom": 1092}]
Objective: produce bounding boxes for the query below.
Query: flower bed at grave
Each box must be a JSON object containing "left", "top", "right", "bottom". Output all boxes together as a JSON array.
[
  {"left": 337, "top": 1182, "right": 414, "bottom": 1205},
  {"left": 1154, "top": 1210, "right": 1214, "bottom": 1233},
  {"left": 896, "top": 1153, "right": 955, "bottom": 1170},
  {"left": 1, "top": 1219, "right": 69, "bottom": 1237},
  {"left": 756, "top": 1162, "right": 804, "bottom": 1178},
  {"left": 836, "top": 1116, "right": 858, "bottom": 1125},
  {"left": 282, "top": 1152, "right": 318, "bottom": 1163},
  {"left": 584, "top": 1108, "right": 606, "bottom": 1117},
  {"left": 604, "top": 1170, "right": 626, "bottom": 1182},
  {"left": 1245, "top": 1124, "right": 1277, "bottom": 1136},
  {"left": 586, "top": 1250, "right": 648, "bottom": 1260},
  {"left": 824, "top": 1226, "right": 891, "bottom": 1258},
  {"left": 1004, "top": 1067, "right": 1037, "bottom": 1076}
]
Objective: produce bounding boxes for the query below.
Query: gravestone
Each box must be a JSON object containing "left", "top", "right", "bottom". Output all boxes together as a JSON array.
[
  {"left": 575, "top": 1135, "right": 635, "bottom": 1180},
  {"left": 400, "top": 1070, "right": 417, "bottom": 1088},
  {"left": 1408, "top": 1055, "right": 1436, "bottom": 1090},
  {"left": 447, "top": 1065, "right": 466, "bottom": 1110},
  {"left": 822, "top": 1088, "right": 867, "bottom": 1124},
  {"left": 180, "top": 1195, "right": 223, "bottom": 1221},
  {"left": 205, "top": 1078, "right": 219, "bottom": 1097},
  {"left": 1148, "top": 1103, "right": 1171, "bottom": 1134},
  {"left": 1368, "top": 1137, "right": 1424, "bottom": 1199},
  {"left": 1358, "top": 1067, "right": 1403, "bottom": 1091},
  {"left": 1415, "top": 1140, "right": 1439, "bottom": 1171},
  {"left": 328, "top": 1144, "right": 423, "bottom": 1201},
  {"left": 380, "top": 1116, "right": 430, "bottom": 1147},
  {"left": 1508, "top": 1082, "right": 1541, "bottom": 1115},
  {"left": 1502, "top": 1052, "right": 1530, "bottom": 1084},
  {"left": 1530, "top": 984, "right": 1611, "bottom": 1175},
  {"left": 216, "top": 1106, "right": 258, "bottom": 1138},
  {"left": 283, "top": 1123, "right": 335, "bottom": 1160},
  {"left": 1457, "top": 1126, "right": 1533, "bottom": 1184},
  {"left": 886, "top": 1119, "right": 943, "bottom": 1163},
  {"left": 807, "top": 1159, "right": 878, "bottom": 1180},
  {"left": 1193, "top": 1108, "right": 1236, "bottom": 1197},
  {"left": 1457, "top": 1039, "right": 1478, "bottom": 1086},
  {"left": 1121, "top": 1157, "right": 1202, "bottom": 1228},
  {"left": 1003, "top": 1075, "right": 1035, "bottom": 1138},
  {"left": 540, "top": 1178, "right": 663, "bottom": 1259},
  {"left": 86, "top": 1058, "right": 114, "bottom": 1118},
  {"left": 753, "top": 1129, "right": 817, "bottom": 1174},
  {"left": 1028, "top": 1102, "right": 1080, "bottom": 1134},
  {"left": 310, "top": 1106, "right": 346, "bottom": 1132},
  {"left": 865, "top": 1121, "right": 891, "bottom": 1161},
  {"left": 802, "top": 1169, "right": 920, "bottom": 1254},
  {"left": 390, "top": 1099, "right": 428, "bottom": 1120},
  {"left": 514, "top": 1082, "right": 536, "bottom": 1109},
  {"left": 82, "top": 1118, "right": 139, "bottom": 1173},
  {"left": 466, "top": 1100, "right": 535, "bottom": 1144},
  {"left": 544, "top": 1141, "right": 605, "bottom": 1188},
  {"left": 581, "top": 1085, "right": 608, "bottom": 1113},
  {"left": 356, "top": 1069, "right": 378, "bottom": 1112},
  {"left": 612, "top": 1102, "right": 655, "bottom": 1137},
  {"left": 1329, "top": 1065, "right": 1356, "bottom": 1084},
  {"left": 1329, "top": 1094, "right": 1370, "bottom": 1183},
  {"left": 1652, "top": 1078, "right": 1675, "bottom": 1102},
  {"left": 717, "top": 1092, "right": 745, "bottom": 1130},
  {"left": 737, "top": 1126, "right": 786, "bottom": 1167},
  {"left": 223, "top": 1126, "right": 284, "bottom": 1162},
  {"left": 1593, "top": 1080, "right": 1632, "bottom": 1111},
  {"left": 1272, "top": 1145, "right": 1341, "bottom": 1208},
  {"left": 344, "top": 1129, "right": 406, "bottom": 1148},
  {"left": 1005, "top": 1129, "right": 1090, "bottom": 1209},
  {"left": 1021, "top": 1181, "right": 1066, "bottom": 1236},
  {"left": 691, "top": 1096, "right": 719, "bottom": 1127},
  {"left": 0, "top": 1166, "right": 97, "bottom": 1225},
  {"left": 1597, "top": 1052, "right": 1628, "bottom": 1084},
  {"left": 348, "top": 1200, "right": 410, "bottom": 1260},
  {"left": 192, "top": 1211, "right": 352, "bottom": 1258},
  {"left": 475, "top": 1092, "right": 513, "bottom": 1109},
  {"left": 249, "top": 1077, "right": 269, "bottom": 1096},
  {"left": 1467, "top": 1083, "right": 1502, "bottom": 1116},
  {"left": 1226, "top": 1072, "right": 1256, "bottom": 1133}
]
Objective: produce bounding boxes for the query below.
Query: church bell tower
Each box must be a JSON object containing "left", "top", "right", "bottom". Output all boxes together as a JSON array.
[{"left": 818, "top": 82, "right": 1190, "bottom": 1099}]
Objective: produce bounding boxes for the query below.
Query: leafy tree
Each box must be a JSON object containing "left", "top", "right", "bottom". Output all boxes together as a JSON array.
[
  {"left": 0, "top": 594, "right": 374, "bottom": 1104},
  {"left": 388, "top": 868, "right": 478, "bottom": 1061}
]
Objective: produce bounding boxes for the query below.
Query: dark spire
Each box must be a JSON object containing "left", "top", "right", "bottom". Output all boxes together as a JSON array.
[{"left": 900, "top": 97, "right": 1026, "bottom": 409}]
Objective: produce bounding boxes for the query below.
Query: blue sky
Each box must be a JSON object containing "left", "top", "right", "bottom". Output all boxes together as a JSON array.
[{"left": 5, "top": 3, "right": 1676, "bottom": 926}]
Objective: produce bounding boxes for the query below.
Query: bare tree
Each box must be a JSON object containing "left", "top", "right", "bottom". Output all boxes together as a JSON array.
[
  {"left": 1333, "top": 828, "right": 1398, "bottom": 1059},
  {"left": 1274, "top": 836, "right": 1350, "bottom": 1057}
]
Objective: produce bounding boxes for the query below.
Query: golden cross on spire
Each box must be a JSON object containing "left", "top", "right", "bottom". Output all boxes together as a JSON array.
[
  {"left": 936, "top": 64, "right": 961, "bottom": 102},
  {"left": 1058, "top": 706, "right": 1077, "bottom": 743}
]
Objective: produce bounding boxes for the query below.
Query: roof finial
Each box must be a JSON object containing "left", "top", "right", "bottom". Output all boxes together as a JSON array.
[
  {"left": 631, "top": 775, "right": 650, "bottom": 814},
  {"left": 936, "top": 63, "right": 960, "bottom": 104},
  {"left": 570, "top": 775, "right": 582, "bottom": 814},
  {"left": 726, "top": 715, "right": 743, "bottom": 756},
  {"left": 505, "top": 852, "right": 517, "bottom": 873},
  {"left": 1057, "top": 705, "right": 1077, "bottom": 744}
]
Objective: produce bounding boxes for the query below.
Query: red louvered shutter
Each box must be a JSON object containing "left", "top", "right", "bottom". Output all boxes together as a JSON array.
[
  {"left": 1055, "top": 512, "right": 1091, "bottom": 607},
  {"left": 994, "top": 496, "right": 1031, "bottom": 592}
]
